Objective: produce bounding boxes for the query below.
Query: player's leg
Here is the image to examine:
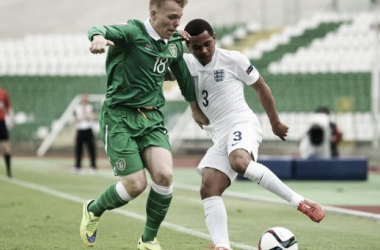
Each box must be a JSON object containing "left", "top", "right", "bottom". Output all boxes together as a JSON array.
[
  {"left": 201, "top": 167, "right": 231, "bottom": 250},
  {"left": 80, "top": 138, "right": 146, "bottom": 246},
  {"left": 133, "top": 110, "right": 174, "bottom": 249},
  {"left": 1, "top": 141, "right": 12, "bottom": 178},
  {"left": 81, "top": 167, "right": 146, "bottom": 247},
  {"left": 81, "top": 170, "right": 145, "bottom": 246},
  {"left": 80, "top": 106, "right": 147, "bottom": 246},
  {"left": 233, "top": 152, "right": 324, "bottom": 222},
  {"left": 85, "top": 129, "right": 97, "bottom": 170},
  {"left": 230, "top": 148, "right": 304, "bottom": 206},
  {"left": 197, "top": 146, "right": 235, "bottom": 250},
  {"left": 0, "top": 122, "right": 12, "bottom": 178},
  {"left": 228, "top": 122, "right": 324, "bottom": 223},
  {"left": 139, "top": 145, "right": 173, "bottom": 245},
  {"left": 74, "top": 130, "right": 84, "bottom": 171}
]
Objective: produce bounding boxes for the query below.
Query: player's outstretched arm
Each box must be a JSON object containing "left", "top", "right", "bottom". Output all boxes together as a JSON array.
[
  {"left": 251, "top": 76, "right": 288, "bottom": 141},
  {"left": 177, "top": 30, "right": 191, "bottom": 41},
  {"left": 189, "top": 101, "right": 209, "bottom": 129},
  {"left": 89, "top": 35, "right": 115, "bottom": 54}
]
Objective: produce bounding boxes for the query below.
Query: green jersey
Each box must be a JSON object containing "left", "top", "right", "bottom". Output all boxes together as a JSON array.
[{"left": 88, "top": 19, "right": 195, "bottom": 109}]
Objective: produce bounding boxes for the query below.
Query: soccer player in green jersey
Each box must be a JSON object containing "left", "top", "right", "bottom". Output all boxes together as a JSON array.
[{"left": 79, "top": 1, "right": 208, "bottom": 249}]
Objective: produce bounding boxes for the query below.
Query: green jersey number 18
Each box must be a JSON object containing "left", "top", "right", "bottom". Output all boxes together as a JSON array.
[{"left": 154, "top": 57, "right": 169, "bottom": 74}]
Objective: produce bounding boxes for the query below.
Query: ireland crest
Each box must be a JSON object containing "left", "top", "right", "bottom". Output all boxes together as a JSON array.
[
  {"left": 214, "top": 69, "right": 225, "bottom": 82},
  {"left": 116, "top": 159, "right": 126, "bottom": 171},
  {"left": 168, "top": 44, "right": 177, "bottom": 57}
]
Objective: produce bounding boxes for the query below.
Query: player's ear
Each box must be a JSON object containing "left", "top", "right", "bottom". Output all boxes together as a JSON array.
[{"left": 150, "top": 9, "right": 157, "bottom": 21}]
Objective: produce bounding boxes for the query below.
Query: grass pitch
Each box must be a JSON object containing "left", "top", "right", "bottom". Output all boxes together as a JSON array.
[{"left": 0, "top": 157, "right": 379, "bottom": 249}]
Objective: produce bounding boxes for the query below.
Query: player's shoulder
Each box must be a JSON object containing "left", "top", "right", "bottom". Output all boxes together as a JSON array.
[
  {"left": 168, "top": 32, "right": 183, "bottom": 45},
  {"left": 111, "top": 19, "right": 143, "bottom": 35},
  {"left": 183, "top": 53, "right": 194, "bottom": 61},
  {"left": 215, "top": 48, "right": 245, "bottom": 65},
  {"left": 125, "top": 19, "right": 143, "bottom": 26},
  {"left": 183, "top": 53, "right": 196, "bottom": 66},
  {"left": 122, "top": 19, "right": 152, "bottom": 41},
  {"left": 218, "top": 48, "right": 244, "bottom": 59},
  {"left": 119, "top": 19, "right": 144, "bottom": 33},
  {"left": 182, "top": 53, "right": 197, "bottom": 75}
]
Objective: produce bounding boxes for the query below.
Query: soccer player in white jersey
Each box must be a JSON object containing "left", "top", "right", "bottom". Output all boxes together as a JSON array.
[{"left": 182, "top": 19, "right": 325, "bottom": 250}]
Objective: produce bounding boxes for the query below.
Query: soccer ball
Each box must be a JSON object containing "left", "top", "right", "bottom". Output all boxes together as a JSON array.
[{"left": 258, "top": 227, "right": 298, "bottom": 250}]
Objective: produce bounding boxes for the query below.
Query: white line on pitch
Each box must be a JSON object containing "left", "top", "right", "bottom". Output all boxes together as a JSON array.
[
  {"left": 174, "top": 183, "right": 380, "bottom": 221},
  {"left": 0, "top": 176, "right": 256, "bottom": 250}
]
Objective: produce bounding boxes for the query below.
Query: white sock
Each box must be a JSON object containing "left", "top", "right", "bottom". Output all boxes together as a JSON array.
[
  {"left": 203, "top": 196, "right": 231, "bottom": 249},
  {"left": 115, "top": 181, "right": 134, "bottom": 202},
  {"left": 244, "top": 161, "right": 304, "bottom": 208},
  {"left": 151, "top": 181, "right": 173, "bottom": 195}
]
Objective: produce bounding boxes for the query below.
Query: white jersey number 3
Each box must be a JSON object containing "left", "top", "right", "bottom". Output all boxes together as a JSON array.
[{"left": 202, "top": 90, "right": 209, "bottom": 107}]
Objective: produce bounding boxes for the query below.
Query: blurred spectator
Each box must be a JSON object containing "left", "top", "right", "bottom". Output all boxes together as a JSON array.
[
  {"left": 73, "top": 94, "right": 97, "bottom": 173},
  {"left": 315, "top": 106, "right": 342, "bottom": 157},
  {"left": 0, "top": 81, "right": 14, "bottom": 178},
  {"left": 299, "top": 107, "right": 332, "bottom": 159}
]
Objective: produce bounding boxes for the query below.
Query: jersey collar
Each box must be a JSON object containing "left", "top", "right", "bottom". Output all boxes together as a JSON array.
[
  {"left": 193, "top": 48, "right": 218, "bottom": 70},
  {"left": 144, "top": 19, "right": 168, "bottom": 44}
]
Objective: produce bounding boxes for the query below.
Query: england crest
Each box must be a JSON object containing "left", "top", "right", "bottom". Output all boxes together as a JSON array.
[{"left": 214, "top": 69, "right": 225, "bottom": 82}]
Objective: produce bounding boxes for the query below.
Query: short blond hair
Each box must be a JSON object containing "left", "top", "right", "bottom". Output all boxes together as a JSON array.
[{"left": 149, "top": 0, "right": 188, "bottom": 9}]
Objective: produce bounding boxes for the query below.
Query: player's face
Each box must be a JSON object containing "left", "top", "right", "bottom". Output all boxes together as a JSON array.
[
  {"left": 188, "top": 31, "right": 216, "bottom": 66},
  {"left": 150, "top": 1, "right": 183, "bottom": 39}
]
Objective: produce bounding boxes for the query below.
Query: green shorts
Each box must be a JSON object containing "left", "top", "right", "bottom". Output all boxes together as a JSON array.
[{"left": 100, "top": 104, "right": 171, "bottom": 176}]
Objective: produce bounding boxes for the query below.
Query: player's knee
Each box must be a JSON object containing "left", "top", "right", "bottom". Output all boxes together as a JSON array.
[
  {"left": 229, "top": 156, "right": 250, "bottom": 175},
  {"left": 151, "top": 170, "right": 173, "bottom": 187},
  {"left": 200, "top": 182, "right": 223, "bottom": 199},
  {"left": 200, "top": 185, "right": 212, "bottom": 199},
  {"left": 121, "top": 178, "right": 147, "bottom": 198}
]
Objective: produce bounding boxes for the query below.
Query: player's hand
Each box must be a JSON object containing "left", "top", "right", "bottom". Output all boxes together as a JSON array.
[
  {"left": 272, "top": 121, "right": 288, "bottom": 141},
  {"left": 7, "top": 121, "right": 14, "bottom": 130},
  {"left": 89, "top": 35, "right": 115, "bottom": 54},
  {"left": 192, "top": 109, "right": 210, "bottom": 129},
  {"left": 178, "top": 30, "right": 191, "bottom": 41}
]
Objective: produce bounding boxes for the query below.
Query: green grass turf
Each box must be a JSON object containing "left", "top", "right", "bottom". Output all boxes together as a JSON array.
[
  {"left": 0, "top": 157, "right": 379, "bottom": 249},
  {"left": 174, "top": 168, "right": 380, "bottom": 206}
]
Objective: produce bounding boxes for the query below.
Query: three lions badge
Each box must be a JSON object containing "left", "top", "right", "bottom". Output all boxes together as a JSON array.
[{"left": 214, "top": 69, "right": 225, "bottom": 82}]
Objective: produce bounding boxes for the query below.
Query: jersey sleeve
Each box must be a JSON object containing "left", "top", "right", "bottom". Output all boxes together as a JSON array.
[
  {"left": 183, "top": 54, "right": 197, "bottom": 76},
  {"left": 169, "top": 44, "right": 196, "bottom": 102},
  {"left": 235, "top": 52, "right": 260, "bottom": 85},
  {"left": 87, "top": 20, "right": 138, "bottom": 46}
]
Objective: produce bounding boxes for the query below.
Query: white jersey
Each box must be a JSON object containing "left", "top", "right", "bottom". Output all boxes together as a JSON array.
[
  {"left": 184, "top": 48, "right": 263, "bottom": 181},
  {"left": 74, "top": 104, "right": 94, "bottom": 130},
  {"left": 183, "top": 48, "right": 260, "bottom": 127}
]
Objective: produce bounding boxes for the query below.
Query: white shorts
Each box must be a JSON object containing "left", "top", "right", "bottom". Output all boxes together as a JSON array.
[{"left": 197, "top": 116, "right": 263, "bottom": 182}]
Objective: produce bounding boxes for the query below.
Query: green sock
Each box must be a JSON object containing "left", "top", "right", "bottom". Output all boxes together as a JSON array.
[
  {"left": 142, "top": 188, "right": 172, "bottom": 241},
  {"left": 88, "top": 183, "right": 128, "bottom": 217}
]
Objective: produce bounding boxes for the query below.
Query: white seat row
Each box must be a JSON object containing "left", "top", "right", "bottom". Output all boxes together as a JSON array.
[
  {"left": 241, "top": 11, "right": 380, "bottom": 74},
  {"left": 257, "top": 112, "right": 376, "bottom": 141},
  {"left": 169, "top": 111, "right": 376, "bottom": 142},
  {"left": 265, "top": 11, "right": 380, "bottom": 74},
  {"left": 0, "top": 33, "right": 107, "bottom": 75}
]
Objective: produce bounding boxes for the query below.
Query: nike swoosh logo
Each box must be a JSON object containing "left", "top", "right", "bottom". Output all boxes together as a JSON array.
[
  {"left": 86, "top": 230, "right": 97, "bottom": 243},
  {"left": 231, "top": 142, "right": 240, "bottom": 146}
]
